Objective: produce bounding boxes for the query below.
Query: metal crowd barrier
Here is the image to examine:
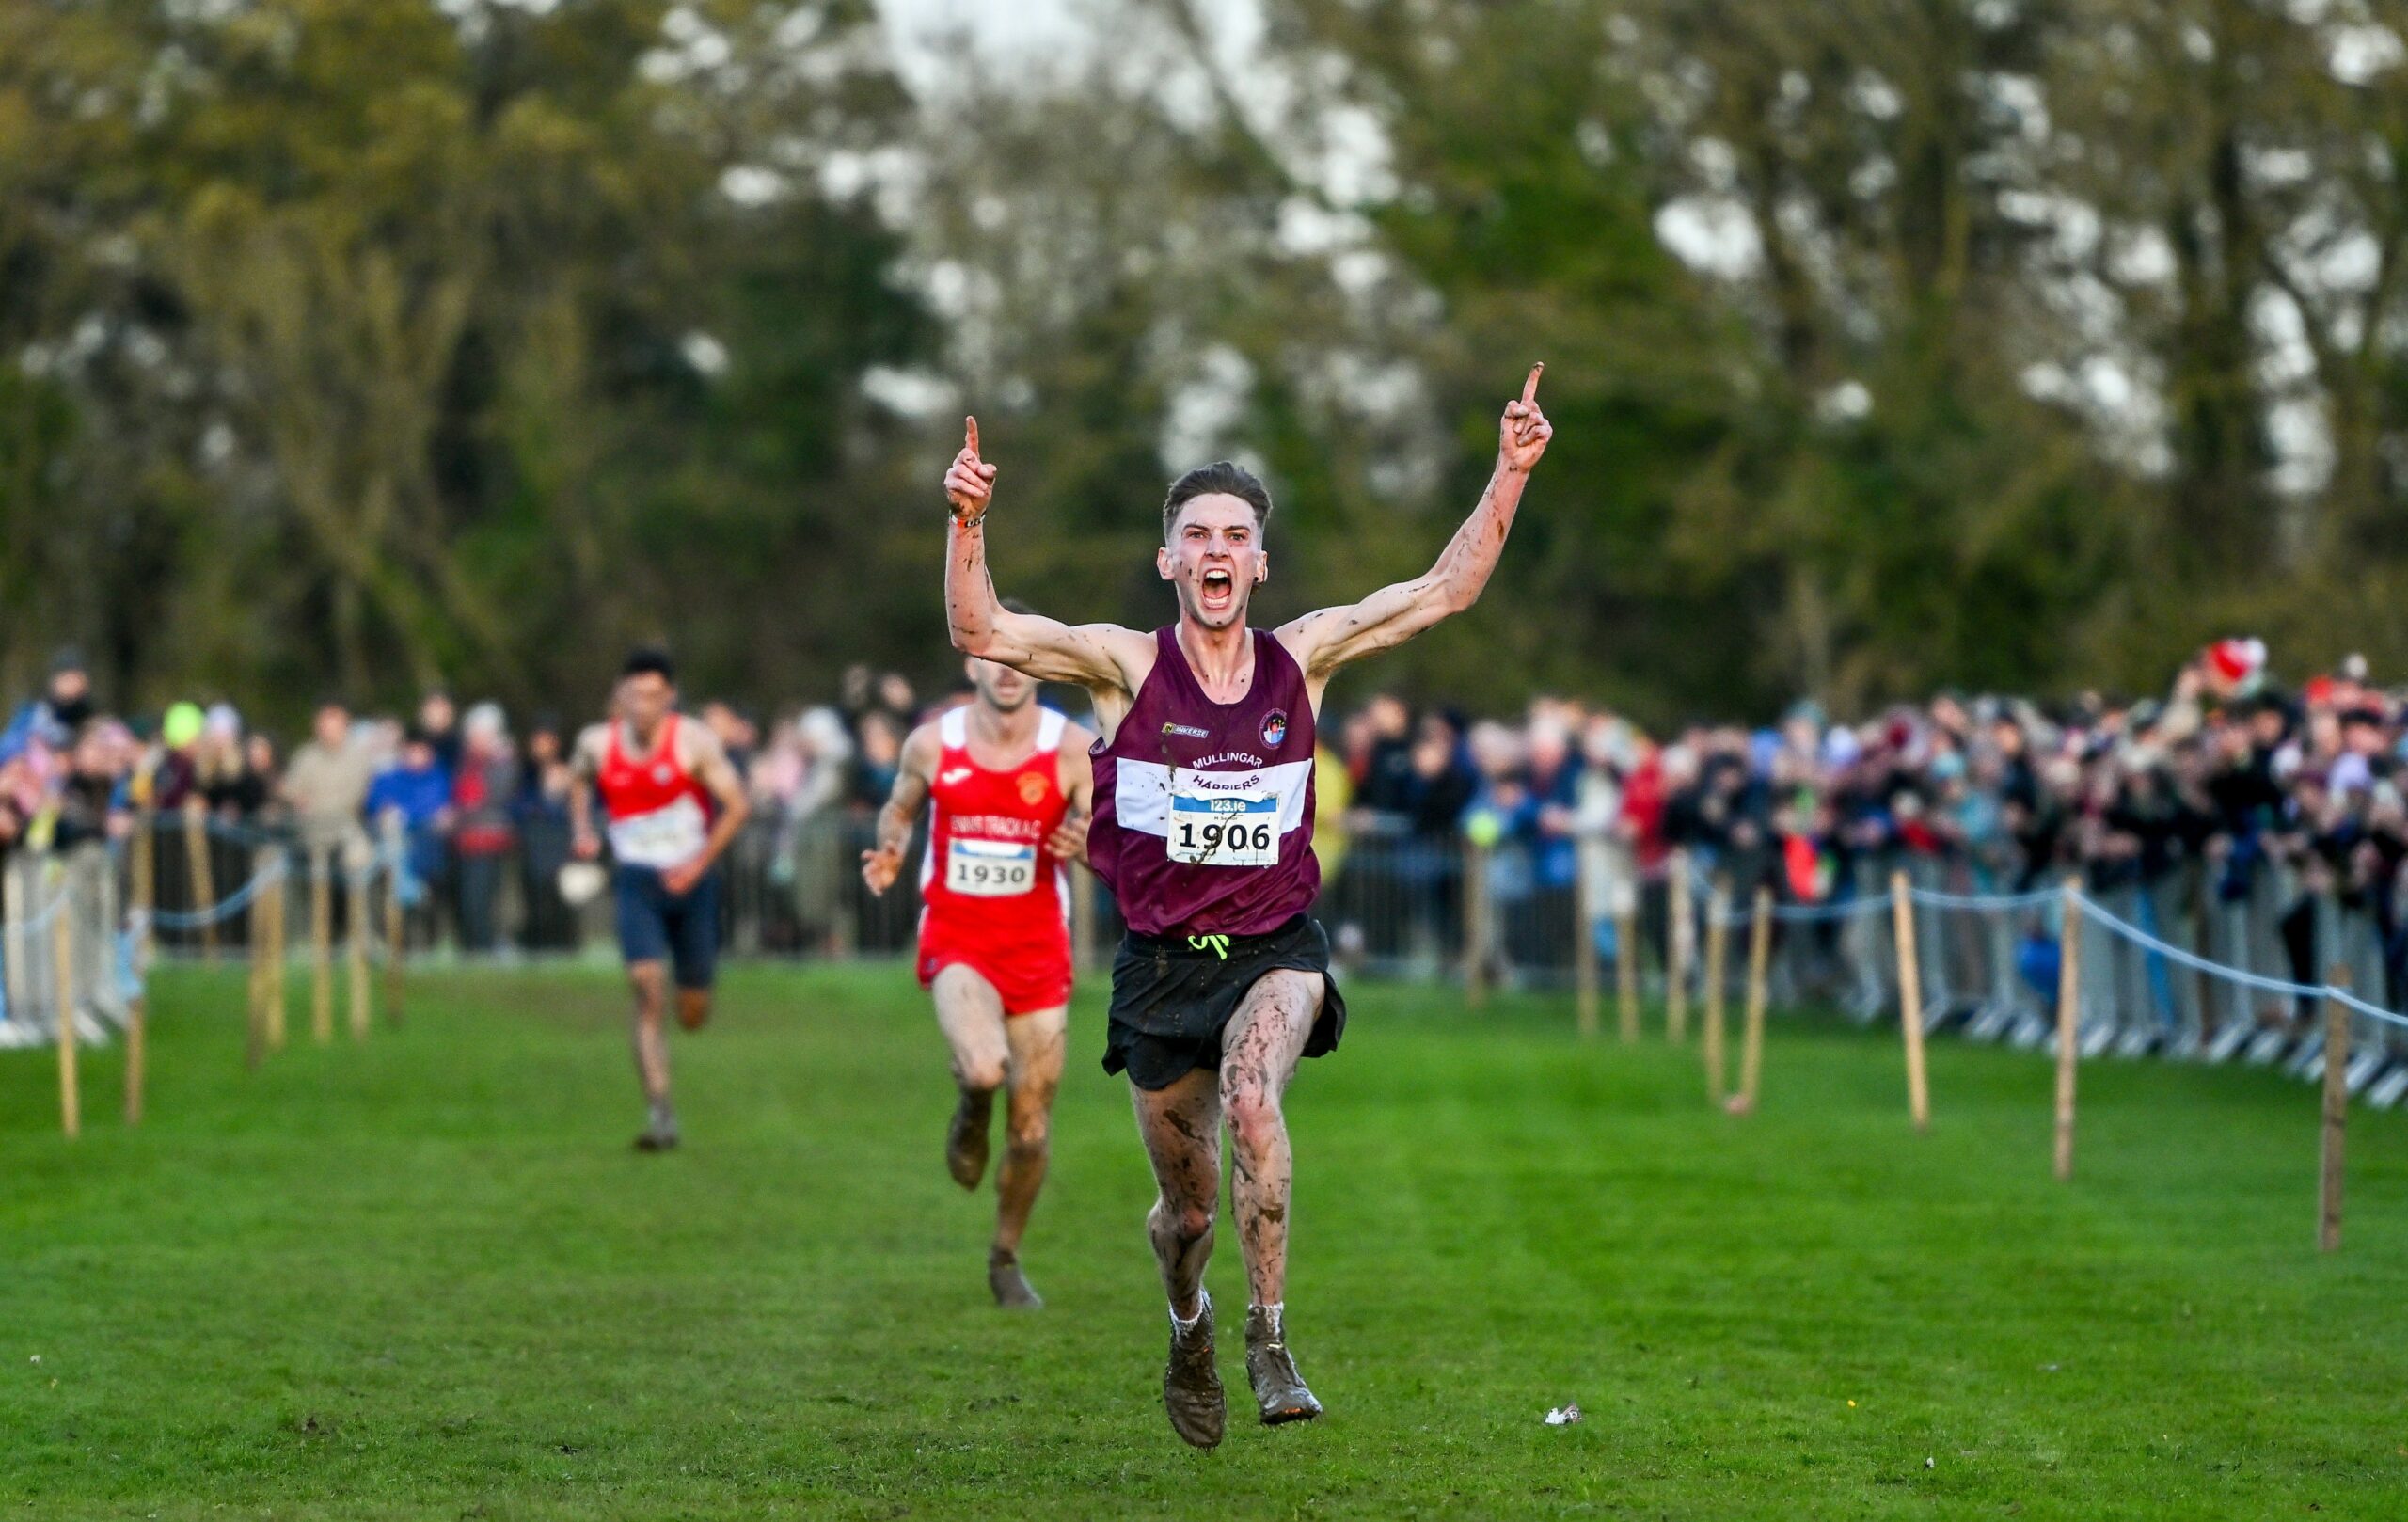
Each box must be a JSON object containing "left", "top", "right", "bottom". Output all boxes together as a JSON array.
[{"left": 13, "top": 811, "right": 2405, "bottom": 1110}]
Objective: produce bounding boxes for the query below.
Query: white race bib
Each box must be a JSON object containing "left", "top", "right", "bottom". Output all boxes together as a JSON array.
[
  {"left": 1167, "top": 782, "right": 1281, "bottom": 868},
  {"left": 608, "top": 794, "right": 708, "bottom": 870},
  {"left": 945, "top": 836, "right": 1038, "bottom": 896}
]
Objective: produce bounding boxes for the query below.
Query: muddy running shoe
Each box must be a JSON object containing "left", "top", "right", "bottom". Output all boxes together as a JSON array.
[
  {"left": 634, "top": 1102, "right": 680, "bottom": 1153},
  {"left": 945, "top": 1089, "right": 992, "bottom": 1189},
  {"left": 1163, "top": 1292, "right": 1225, "bottom": 1450},
  {"left": 988, "top": 1250, "right": 1043, "bottom": 1310},
  {"left": 1244, "top": 1305, "right": 1322, "bottom": 1425}
]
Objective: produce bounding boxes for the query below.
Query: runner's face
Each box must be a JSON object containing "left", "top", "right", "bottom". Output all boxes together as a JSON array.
[
  {"left": 620, "top": 674, "right": 673, "bottom": 734},
  {"left": 1159, "top": 495, "right": 1265, "bottom": 631},
  {"left": 967, "top": 656, "right": 1034, "bottom": 713}
]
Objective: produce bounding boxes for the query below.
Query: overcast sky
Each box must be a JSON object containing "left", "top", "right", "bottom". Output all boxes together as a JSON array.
[{"left": 873, "top": 0, "right": 1091, "bottom": 87}]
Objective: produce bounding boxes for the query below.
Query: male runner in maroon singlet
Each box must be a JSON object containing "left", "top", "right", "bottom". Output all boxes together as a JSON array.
[{"left": 937, "top": 373, "right": 1553, "bottom": 1447}]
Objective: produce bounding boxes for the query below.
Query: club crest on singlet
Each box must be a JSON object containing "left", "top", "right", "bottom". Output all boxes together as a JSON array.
[{"left": 1261, "top": 710, "right": 1288, "bottom": 748}]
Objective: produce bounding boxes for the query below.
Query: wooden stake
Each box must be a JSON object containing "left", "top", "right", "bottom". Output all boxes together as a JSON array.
[
  {"left": 184, "top": 807, "right": 218, "bottom": 965},
  {"left": 131, "top": 808, "right": 156, "bottom": 971},
  {"left": 1573, "top": 851, "right": 1599, "bottom": 1038},
  {"left": 1891, "top": 870, "right": 1930, "bottom": 1132},
  {"left": 246, "top": 846, "right": 268, "bottom": 1072},
  {"left": 2319, "top": 970, "right": 2351, "bottom": 1253},
  {"left": 1703, "top": 880, "right": 1730, "bottom": 1102},
  {"left": 1667, "top": 851, "right": 1692, "bottom": 1043},
  {"left": 1615, "top": 900, "right": 1639, "bottom": 1044},
  {"left": 311, "top": 848, "right": 334, "bottom": 1045},
  {"left": 348, "top": 863, "right": 372, "bottom": 1040},
  {"left": 264, "top": 856, "right": 287, "bottom": 1052},
  {"left": 2053, "top": 876, "right": 2083, "bottom": 1181},
  {"left": 1465, "top": 839, "right": 1491, "bottom": 1009},
  {"left": 55, "top": 876, "right": 79, "bottom": 1140},
  {"left": 383, "top": 852, "right": 405, "bottom": 1024},
  {"left": 1733, "top": 885, "right": 1772, "bottom": 1115},
  {"left": 124, "top": 994, "right": 146, "bottom": 1125}
]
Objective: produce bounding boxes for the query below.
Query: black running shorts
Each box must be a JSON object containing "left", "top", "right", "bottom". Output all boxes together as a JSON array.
[{"left": 1101, "top": 915, "right": 1347, "bottom": 1091}]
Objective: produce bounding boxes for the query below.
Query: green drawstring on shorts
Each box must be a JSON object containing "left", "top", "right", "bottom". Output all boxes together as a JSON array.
[{"left": 1186, "top": 934, "right": 1231, "bottom": 960}]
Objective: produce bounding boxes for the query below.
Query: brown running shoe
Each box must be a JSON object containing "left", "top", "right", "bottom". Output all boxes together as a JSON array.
[
  {"left": 1163, "top": 1293, "right": 1226, "bottom": 1450},
  {"left": 945, "top": 1089, "right": 992, "bottom": 1189},
  {"left": 989, "top": 1250, "right": 1043, "bottom": 1309},
  {"left": 1244, "top": 1305, "right": 1322, "bottom": 1425}
]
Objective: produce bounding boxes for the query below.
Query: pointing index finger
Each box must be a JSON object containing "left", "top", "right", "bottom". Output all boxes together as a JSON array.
[
  {"left": 1521, "top": 363, "right": 1545, "bottom": 406},
  {"left": 965, "top": 415, "right": 980, "bottom": 459}
]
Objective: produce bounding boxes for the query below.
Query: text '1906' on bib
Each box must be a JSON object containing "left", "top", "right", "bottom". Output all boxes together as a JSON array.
[{"left": 1167, "top": 787, "right": 1279, "bottom": 868}]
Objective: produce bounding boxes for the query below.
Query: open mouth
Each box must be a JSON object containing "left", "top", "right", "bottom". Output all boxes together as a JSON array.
[{"left": 1199, "top": 568, "right": 1235, "bottom": 611}]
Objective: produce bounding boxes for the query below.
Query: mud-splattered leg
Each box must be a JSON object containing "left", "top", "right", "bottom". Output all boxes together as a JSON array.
[
  {"left": 1131, "top": 1068, "right": 1222, "bottom": 1317},
  {"left": 1218, "top": 969, "right": 1321, "bottom": 1309},
  {"left": 933, "top": 965, "right": 1008, "bottom": 1188},
  {"left": 995, "top": 1004, "right": 1066, "bottom": 1260}
]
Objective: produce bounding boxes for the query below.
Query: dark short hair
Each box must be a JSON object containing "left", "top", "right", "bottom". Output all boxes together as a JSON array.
[
  {"left": 622, "top": 646, "right": 676, "bottom": 683},
  {"left": 1162, "top": 461, "right": 1273, "bottom": 543}
]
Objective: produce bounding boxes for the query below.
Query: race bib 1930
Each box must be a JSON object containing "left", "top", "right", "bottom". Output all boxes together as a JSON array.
[
  {"left": 945, "top": 836, "right": 1038, "bottom": 896},
  {"left": 1167, "top": 786, "right": 1280, "bottom": 868}
]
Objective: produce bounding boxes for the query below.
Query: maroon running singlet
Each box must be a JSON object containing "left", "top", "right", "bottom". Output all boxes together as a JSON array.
[{"left": 1088, "top": 627, "right": 1320, "bottom": 939}]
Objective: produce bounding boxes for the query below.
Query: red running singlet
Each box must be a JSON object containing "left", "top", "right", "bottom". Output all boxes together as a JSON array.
[
  {"left": 597, "top": 712, "right": 712, "bottom": 869},
  {"left": 916, "top": 706, "right": 1074, "bottom": 1016}
]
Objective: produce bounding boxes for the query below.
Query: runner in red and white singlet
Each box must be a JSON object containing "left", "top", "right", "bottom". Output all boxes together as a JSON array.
[
  {"left": 916, "top": 704, "right": 1074, "bottom": 1014},
  {"left": 936, "top": 373, "right": 1554, "bottom": 1445},
  {"left": 863, "top": 646, "right": 1093, "bottom": 1308},
  {"left": 569, "top": 648, "right": 750, "bottom": 1153}
]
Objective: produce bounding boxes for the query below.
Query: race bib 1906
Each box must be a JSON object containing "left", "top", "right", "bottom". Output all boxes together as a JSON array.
[
  {"left": 945, "top": 836, "right": 1038, "bottom": 896},
  {"left": 1167, "top": 786, "right": 1280, "bottom": 868}
]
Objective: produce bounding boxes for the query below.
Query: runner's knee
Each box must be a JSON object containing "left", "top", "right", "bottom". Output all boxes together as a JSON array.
[
  {"left": 1006, "top": 1120, "right": 1049, "bottom": 1161},
  {"left": 1152, "top": 1197, "right": 1214, "bottom": 1245},
  {"left": 1219, "top": 1075, "right": 1282, "bottom": 1151},
  {"left": 959, "top": 1056, "right": 1006, "bottom": 1095},
  {"left": 629, "top": 965, "right": 667, "bottom": 1017},
  {"left": 675, "top": 990, "right": 710, "bottom": 1031},
  {"left": 1006, "top": 1097, "right": 1052, "bottom": 1150}
]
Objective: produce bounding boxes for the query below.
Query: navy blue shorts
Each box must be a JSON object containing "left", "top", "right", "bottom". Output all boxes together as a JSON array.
[{"left": 613, "top": 864, "right": 720, "bottom": 990}]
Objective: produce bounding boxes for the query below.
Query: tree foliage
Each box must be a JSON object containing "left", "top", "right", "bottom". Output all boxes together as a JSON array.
[{"left": 4, "top": 0, "right": 2404, "bottom": 726}]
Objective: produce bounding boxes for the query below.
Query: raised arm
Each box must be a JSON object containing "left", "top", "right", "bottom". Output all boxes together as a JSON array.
[
  {"left": 1278, "top": 365, "right": 1552, "bottom": 683},
  {"left": 943, "top": 416, "right": 1151, "bottom": 690},
  {"left": 862, "top": 723, "right": 940, "bottom": 896}
]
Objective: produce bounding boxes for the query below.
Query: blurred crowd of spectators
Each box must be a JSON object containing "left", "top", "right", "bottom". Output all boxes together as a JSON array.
[
  {"left": 6, "top": 638, "right": 2405, "bottom": 1006},
  {"left": 0, "top": 652, "right": 930, "bottom": 955},
  {"left": 1320, "top": 639, "right": 2408, "bottom": 1009}
]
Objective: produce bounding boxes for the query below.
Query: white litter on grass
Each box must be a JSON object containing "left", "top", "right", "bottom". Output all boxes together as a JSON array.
[{"left": 1545, "top": 1403, "right": 1583, "bottom": 1426}]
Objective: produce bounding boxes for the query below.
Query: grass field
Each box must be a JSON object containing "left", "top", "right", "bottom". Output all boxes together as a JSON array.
[{"left": 6, "top": 961, "right": 2408, "bottom": 1520}]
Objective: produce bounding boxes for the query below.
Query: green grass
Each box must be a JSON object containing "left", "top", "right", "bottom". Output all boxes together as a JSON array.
[{"left": 6, "top": 962, "right": 2408, "bottom": 1520}]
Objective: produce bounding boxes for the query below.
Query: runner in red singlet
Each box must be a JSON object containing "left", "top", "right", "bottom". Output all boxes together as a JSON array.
[
  {"left": 862, "top": 644, "right": 1093, "bottom": 1308},
  {"left": 569, "top": 648, "right": 751, "bottom": 1151},
  {"left": 935, "top": 373, "right": 1554, "bottom": 1446}
]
